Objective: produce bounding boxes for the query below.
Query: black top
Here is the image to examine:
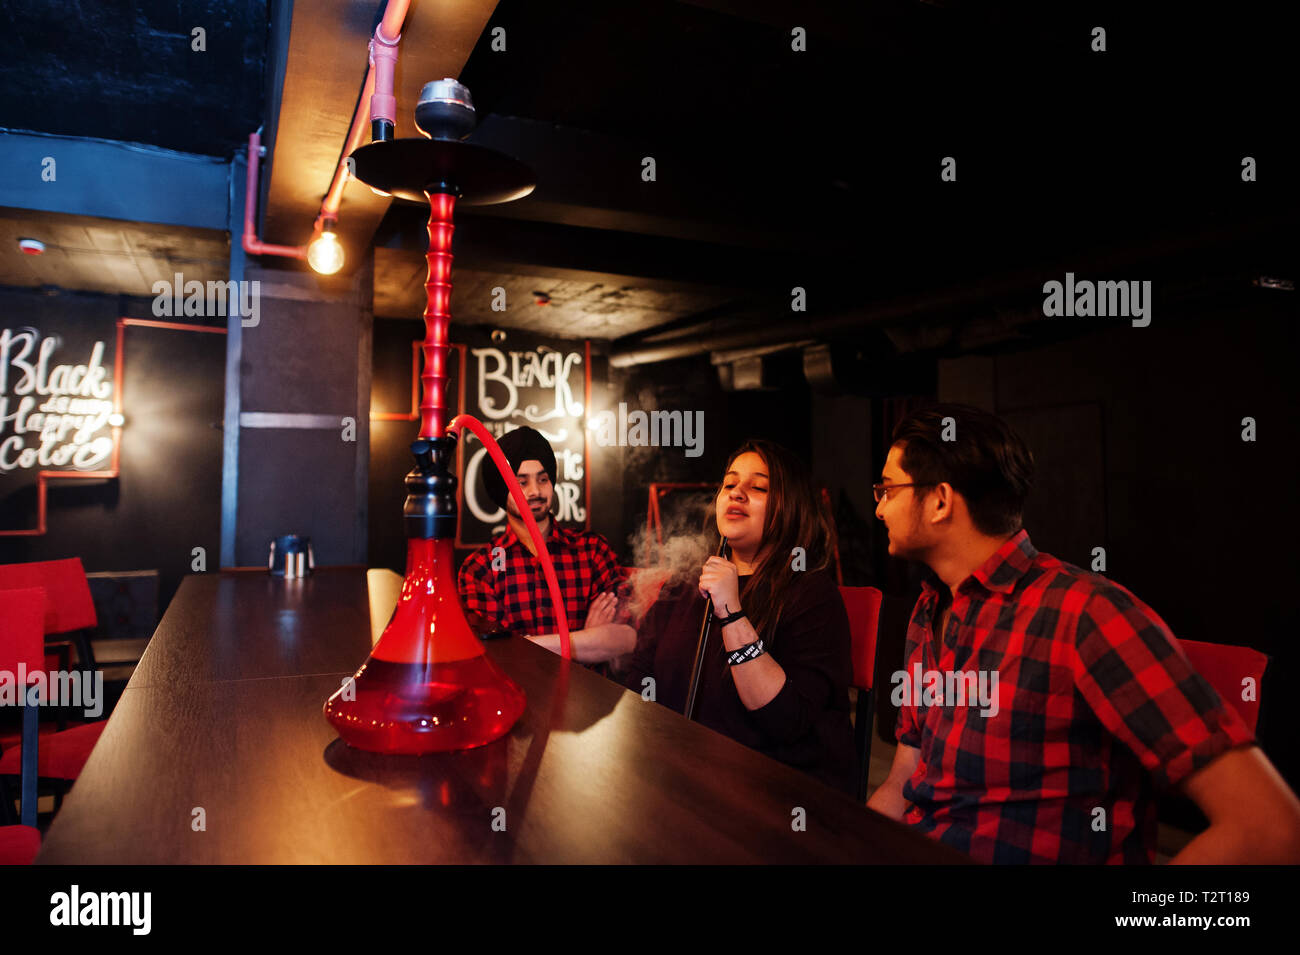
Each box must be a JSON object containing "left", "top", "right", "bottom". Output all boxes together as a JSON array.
[{"left": 621, "top": 569, "right": 856, "bottom": 794}]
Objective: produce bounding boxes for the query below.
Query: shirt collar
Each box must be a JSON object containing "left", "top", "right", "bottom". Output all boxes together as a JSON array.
[
  {"left": 967, "top": 529, "right": 1036, "bottom": 595},
  {"left": 920, "top": 528, "right": 1037, "bottom": 598}
]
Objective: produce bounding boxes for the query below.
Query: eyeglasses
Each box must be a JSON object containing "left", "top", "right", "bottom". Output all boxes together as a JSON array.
[{"left": 872, "top": 483, "right": 930, "bottom": 503}]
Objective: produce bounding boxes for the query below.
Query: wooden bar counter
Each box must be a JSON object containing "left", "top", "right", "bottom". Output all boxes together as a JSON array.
[{"left": 36, "top": 568, "right": 969, "bottom": 864}]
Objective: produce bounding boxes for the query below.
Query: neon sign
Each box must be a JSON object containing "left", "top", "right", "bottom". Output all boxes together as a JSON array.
[{"left": 0, "top": 327, "right": 115, "bottom": 473}]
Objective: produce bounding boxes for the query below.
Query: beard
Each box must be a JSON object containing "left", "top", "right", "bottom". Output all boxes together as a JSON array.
[
  {"left": 886, "top": 506, "right": 928, "bottom": 560},
  {"left": 508, "top": 496, "right": 552, "bottom": 521}
]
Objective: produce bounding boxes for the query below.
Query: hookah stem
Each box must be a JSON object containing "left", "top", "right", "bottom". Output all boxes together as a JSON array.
[
  {"left": 684, "top": 536, "right": 729, "bottom": 721},
  {"left": 420, "top": 189, "right": 457, "bottom": 439},
  {"left": 446, "top": 413, "right": 573, "bottom": 661}
]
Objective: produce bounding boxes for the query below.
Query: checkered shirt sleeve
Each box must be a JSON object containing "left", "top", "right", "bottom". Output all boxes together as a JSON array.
[
  {"left": 1069, "top": 582, "right": 1255, "bottom": 791},
  {"left": 457, "top": 546, "right": 504, "bottom": 629}
]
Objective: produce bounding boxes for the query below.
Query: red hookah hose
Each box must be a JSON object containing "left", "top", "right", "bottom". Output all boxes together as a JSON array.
[
  {"left": 447, "top": 413, "right": 573, "bottom": 661},
  {"left": 419, "top": 190, "right": 572, "bottom": 659}
]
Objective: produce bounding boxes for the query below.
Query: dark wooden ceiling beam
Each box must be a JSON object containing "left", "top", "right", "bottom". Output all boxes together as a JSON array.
[{"left": 262, "top": 0, "right": 501, "bottom": 261}]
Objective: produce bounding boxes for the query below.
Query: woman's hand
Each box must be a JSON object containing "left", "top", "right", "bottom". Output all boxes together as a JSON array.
[
  {"left": 584, "top": 591, "right": 618, "bottom": 628},
  {"left": 699, "top": 556, "right": 742, "bottom": 616}
]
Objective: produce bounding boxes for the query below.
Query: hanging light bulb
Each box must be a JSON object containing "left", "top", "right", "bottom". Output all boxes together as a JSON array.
[{"left": 307, "top": 219, "right": 345, "bottom": 275}]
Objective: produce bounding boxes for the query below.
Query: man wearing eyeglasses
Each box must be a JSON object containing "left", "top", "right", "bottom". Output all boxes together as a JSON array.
[{"left": 866, "top": 402, "right": 1300, "bottom": 863}]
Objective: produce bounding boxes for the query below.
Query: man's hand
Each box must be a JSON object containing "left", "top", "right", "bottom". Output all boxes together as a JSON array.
[
  {"left": 584, "top": 592, "right": 618, "bottom": 629},
  {"left": 527, "top": 623, "right": 637, "bottom": 664},
  {"left": 867, "top": 743, "right": 921, "bottom": 820}
]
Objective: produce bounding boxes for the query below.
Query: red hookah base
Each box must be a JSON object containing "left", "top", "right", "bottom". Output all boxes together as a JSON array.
[{"left": 324, "top": 655, "right": 526, "bottom": 755}]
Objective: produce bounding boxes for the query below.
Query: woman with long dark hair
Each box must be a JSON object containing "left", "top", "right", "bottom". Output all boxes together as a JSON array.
[{"left": 621, "top": 439, "right": 855, "bottom": 794}]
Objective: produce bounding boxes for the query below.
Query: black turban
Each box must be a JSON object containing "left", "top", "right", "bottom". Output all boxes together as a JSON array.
[{"left": 482, "top": 426, "right": 557, "bottom": 512}]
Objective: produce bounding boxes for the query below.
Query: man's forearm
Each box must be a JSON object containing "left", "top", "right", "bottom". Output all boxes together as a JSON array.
[
  {"left": 527, "top": 623, "right": 637, "bottom": 663},
  {"left": 866, "top": 777, "right": 911, "bottom": 821},
  {"left": 1171, "top": 822, "right": 1300, "bottom": 865},
  {"left": 1173, "top": 746, "right": 1300, "bottom": 864},
  {"left": 1169, "top": 825, "right": 1247, "bottom": 865},
  {"left": 868, "top": 744, "right": 922, "bottom": 820}
]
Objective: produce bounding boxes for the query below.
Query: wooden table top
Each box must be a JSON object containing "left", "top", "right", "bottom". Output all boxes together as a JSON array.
[{"left": 37, "top": 567, "right": 969, "bottom": 864}]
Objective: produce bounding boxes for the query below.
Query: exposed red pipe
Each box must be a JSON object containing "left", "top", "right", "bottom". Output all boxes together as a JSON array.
[
  {"left": 250, "top": 1, "right": 413, "bottom": 259},
  {"left": 377, "top": 1, "right": 409, "bottom": 50},
  {"left": 321, "top": 2, "right": 410, "bottom": 219},
  {"left": 243, "top": 131, "right": 307, "bottom": 259},
  {"left": 369, "top": 18, "right": 401, "bottom": 128},
  {"left": 321, "top": 68, "right": 377, "bottom": 217}
]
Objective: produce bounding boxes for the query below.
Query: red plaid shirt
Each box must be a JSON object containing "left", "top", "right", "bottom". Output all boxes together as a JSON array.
[
  {"left": 457, "top": 523, "right": 625, "bottom": 637},
  {"left": 895, "top": 530, "right": 1254, "bottom": 864}
]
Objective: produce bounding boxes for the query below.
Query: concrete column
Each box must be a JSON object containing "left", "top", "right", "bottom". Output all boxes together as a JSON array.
[{"left": 222, "top": 158, "right": 373, "bottom": 567}]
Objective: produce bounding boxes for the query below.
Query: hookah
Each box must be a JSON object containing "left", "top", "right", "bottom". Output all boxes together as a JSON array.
[{"left": 323, "top": 79, "right": 572, "bottom": 754}]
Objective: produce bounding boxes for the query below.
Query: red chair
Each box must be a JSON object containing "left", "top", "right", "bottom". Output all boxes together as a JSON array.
[
  {"left": 0, "top": 825, "right": 40, "bottom": 866},
  {"left": 1158, "top": 639, "right": 1269, "bottom": 839},
  {"left": 0, "top": 558, "right": 99, "bottom": 670},
  {"left": 0, "top": 720, "right": 105, "bottom": 783},
  {"left": 0, "top": 569, "right": 107, "bottom": 801},
  {"left": 0, "top": 588, "right": 47, "bottom": 863},
  {"left": 1177, "top": 639, "right": 1268, "bottom": 733},
  {"left": 840, "top": 585, "right": 883, "bottom": 802}
]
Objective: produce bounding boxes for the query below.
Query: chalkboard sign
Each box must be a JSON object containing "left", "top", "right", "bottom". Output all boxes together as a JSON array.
[
  {"left": 1, "top": 320, "right": 118, "bottom": 523},
  {"left": 455, "top": 337, "right": 589, "bottom": 547}
]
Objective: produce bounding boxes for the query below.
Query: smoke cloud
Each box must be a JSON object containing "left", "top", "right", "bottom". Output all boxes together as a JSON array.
[{"left": 620, "top": 489, "right": 718, "bottom": 623}]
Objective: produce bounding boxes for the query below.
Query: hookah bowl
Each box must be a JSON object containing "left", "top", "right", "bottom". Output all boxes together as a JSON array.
[{"left": 323, "top": 79, "right": 536, "bottom": 754}]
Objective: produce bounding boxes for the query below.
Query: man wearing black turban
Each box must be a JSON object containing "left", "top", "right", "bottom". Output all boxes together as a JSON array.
[
  {"left": 458, "top": 426, "right": 635, "bottom": 668},
  {"left": 479, "top": 425, "right": 558, "bottom": 529}
]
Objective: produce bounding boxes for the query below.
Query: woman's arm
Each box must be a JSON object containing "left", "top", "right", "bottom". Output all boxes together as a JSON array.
[
  {"left": 717, "top": 614, "right": 788, "bottom": 710},
  {"left": 698, "top": 557, "right": 844, "bottom": 719},
  {"left": 699, "top": 556, "right": 787, "bottom": 708}
]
